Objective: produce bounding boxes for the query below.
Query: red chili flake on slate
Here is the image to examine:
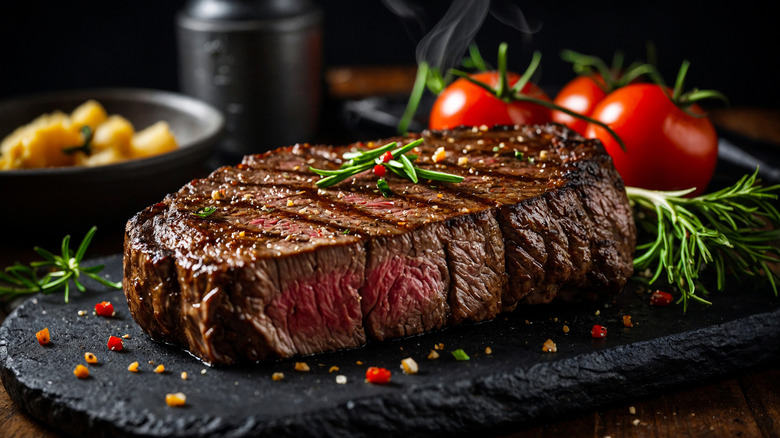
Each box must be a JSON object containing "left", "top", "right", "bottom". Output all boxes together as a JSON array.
[
  {"left": 381, "top": 151, "right": 393, "bottom": 163},
  {"left": 650, "top": 290, "right": 674, "bottom": 306},
  {"left": 95, "top": 301, "right": 115, "bottom": 317},
  {"left": 373, "top": 164, "right": 387, "bottom": 177},
  {"left": 365, "top": 366, "right": 391, "bottom": 384},
  {"left": 107, "top": 336, "right": 123, "bottom": 351},
  {"left": 591, "top": 325, "right": 607, "bottom": 339}
]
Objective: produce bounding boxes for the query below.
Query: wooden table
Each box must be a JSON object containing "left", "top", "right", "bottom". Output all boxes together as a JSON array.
[{"left": 2, "top": 68, "right": 780, "bottom": 437}]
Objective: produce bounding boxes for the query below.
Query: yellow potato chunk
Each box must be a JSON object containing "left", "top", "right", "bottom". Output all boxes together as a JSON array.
[
  {"left": 130, "top": 121, "right": 178, "bottom": 159},
  {"left": 75, "top": 145, "right": 126, "bottom": 167},
  {"left": 92, "top": 115, "right": 134, "bottom": 155},
  {"left": 0, "top": 112, "right": 81, "bottom": 169},
  {"left": 70, "top": 100, "right": 108, "bottom": 131},
  {"left": 0, "top": 100, "right": 179, "bottom": 170}
]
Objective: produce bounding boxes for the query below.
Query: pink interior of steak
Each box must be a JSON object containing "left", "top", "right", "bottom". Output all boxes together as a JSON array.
[{"left": 124, "top": 124, "right": 636, "bottom": 364}]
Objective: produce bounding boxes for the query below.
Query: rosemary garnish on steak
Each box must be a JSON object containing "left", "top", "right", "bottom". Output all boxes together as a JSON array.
[
  {"left": 310, "top": 138, "right": 464, "bottom": 195},
  {"left": 0, "top": 226, "right": 121, "bottom": 303},
  {"left": 628, "top": 169, "right": 780, "bottom": 310}
]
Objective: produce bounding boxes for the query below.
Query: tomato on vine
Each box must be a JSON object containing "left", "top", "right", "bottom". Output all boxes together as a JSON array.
[
  {"left": 429, "top": 45, "right": 552, "bottom": 130},
  {"left": 552, "top": 50, "right": 655, "bottom": 135},
  {"left": 585, "top": 61, "right": 727, "bottom": 196}
]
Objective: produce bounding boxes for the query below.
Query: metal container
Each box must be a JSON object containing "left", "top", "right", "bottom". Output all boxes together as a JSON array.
[{"left": 176, "top": 0, "right": 322, "bottom": 157}]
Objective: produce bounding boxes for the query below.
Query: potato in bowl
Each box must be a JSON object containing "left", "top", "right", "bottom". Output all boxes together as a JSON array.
[
  {"left": 0, "top": 88, "right": 224, "bottom": 239},
  {"left": 1, "top": 100, "right": 180, "bottom": 169}
]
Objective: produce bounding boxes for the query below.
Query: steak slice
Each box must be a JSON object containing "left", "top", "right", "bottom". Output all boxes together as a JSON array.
[{"left": 123, "top": 124, "right": 636, "bottom": 365}]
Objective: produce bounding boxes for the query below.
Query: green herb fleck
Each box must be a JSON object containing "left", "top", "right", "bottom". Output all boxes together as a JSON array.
[
  {"left": 192, "top": 206, "right": 217, "bottom": 218},
  {"left": 62, "top": 126, "right": 94, "bottom": 155},
  {"left": 452, "top": 349, "right": 470, "bottom": 361}
]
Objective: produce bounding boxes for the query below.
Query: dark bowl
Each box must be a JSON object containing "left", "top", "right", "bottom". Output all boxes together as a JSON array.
[{"left": 0, "top": 88, "right": 224, "bottom": 240}]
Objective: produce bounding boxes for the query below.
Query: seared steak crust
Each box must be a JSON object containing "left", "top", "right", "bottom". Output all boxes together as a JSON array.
[{"left": 123, "top": 124, "right": 636, "bottom": 365}]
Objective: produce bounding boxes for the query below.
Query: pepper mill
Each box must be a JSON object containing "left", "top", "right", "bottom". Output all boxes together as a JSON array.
[{"left": 176, "top": 0, "right": 323, "bottom": 158}]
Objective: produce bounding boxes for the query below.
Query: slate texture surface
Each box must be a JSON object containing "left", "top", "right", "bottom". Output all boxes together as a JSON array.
[{"left": 1, "top": 254, "right": 779, "bottom": 437}]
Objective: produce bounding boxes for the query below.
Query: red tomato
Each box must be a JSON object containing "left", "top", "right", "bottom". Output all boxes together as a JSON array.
[
  {"left": 429, "top": 71, "right": 552, "bottom": 130},
  {"left": 585, "top": 83, "right": 717, "bottom": 196},
  {"left": 551, "top": 75, "right": 607, "bottom": 135}
]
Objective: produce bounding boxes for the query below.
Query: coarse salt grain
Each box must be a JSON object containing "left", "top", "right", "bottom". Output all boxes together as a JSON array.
[{"left": 335, "top": 375, "right": 347, "bottom": 384}]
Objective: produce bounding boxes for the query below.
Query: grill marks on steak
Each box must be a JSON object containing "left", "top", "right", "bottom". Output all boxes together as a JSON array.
[{"left": 124, "top": 124, "right": 636, "bottom": 364}]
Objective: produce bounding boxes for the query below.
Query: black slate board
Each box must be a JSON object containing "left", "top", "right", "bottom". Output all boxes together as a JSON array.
[{"left": 1, "top": 254, "right": 779, "bottom": 437}]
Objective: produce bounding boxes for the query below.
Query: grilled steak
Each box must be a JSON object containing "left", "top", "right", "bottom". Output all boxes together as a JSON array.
[{"left": 123, "top": 124, "right": 636, "bottom": 365}]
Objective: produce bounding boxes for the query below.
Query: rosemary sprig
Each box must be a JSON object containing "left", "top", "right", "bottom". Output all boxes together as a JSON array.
[
  {"left": 309, "top": 138, "right": 464, "bottom": 195},
  {"left": 628, "top": 169, "right": 780, "bottom": 310},
  {"left": 0, "top": 226, "right": 122, "bottom": 303}
]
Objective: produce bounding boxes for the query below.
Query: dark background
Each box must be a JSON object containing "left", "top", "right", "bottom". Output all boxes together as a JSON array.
[{"left": 0, "top": 1, "right": 776, "bottom": 108}]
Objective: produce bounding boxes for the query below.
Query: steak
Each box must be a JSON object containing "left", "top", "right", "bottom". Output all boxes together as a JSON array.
[{"left": 123, "top": 124, "right": 636, "bottom": 365}]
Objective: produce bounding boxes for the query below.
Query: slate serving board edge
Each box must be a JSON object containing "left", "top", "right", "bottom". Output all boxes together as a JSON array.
[{"left": 1, "top": 285, "right": 779, "bottom": 438}]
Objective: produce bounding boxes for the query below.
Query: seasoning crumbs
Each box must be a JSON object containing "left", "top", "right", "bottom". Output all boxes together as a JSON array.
[
  {"left": 400, "top": 357, "right": 419, "bottom": 375},
  {"left": 36, "top": 328, "right": 50, "bottom": 346},
  {"left": 484, "top": 346, "right": 492, "bottom": 355},
  {"left": 165, "top": 393, "right": 186, "bottom": 407},
  {"left": 128, "top": 361, "right": 139, "bottom": 372},
  {"left": 329, "top": 366, "right": 339, "bottom": 373},
  {"left": 181, "top": 372, "right": 188, "bottom": 380},
  {"left": 73, "top": 364, "right": 89, "bottom": 379},
  {"left": 623, "top": 315, "right": 634, "bottom": 328},
  {"left": 84, "top": 352, "right": 98, "bottom": 364},
  {"left": 294, "top": 362, "right": 311, "bottom": 372},
  {"left": 427, "top": 350, "right": 440, "bottom": 360},
  {"left": 272, "top": 372, "right": 285, "bottom": 381},
  {"left": 542, "top": 339, "right": 557, "bottom": 353},
  {"left": 154, "top": 364, "right": 165, "bottom": 374}
]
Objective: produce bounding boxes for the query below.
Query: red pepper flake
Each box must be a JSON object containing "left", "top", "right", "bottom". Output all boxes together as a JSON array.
[
  {"left": 381, "top": 151, "right": 393, "bottom": 163},
  {"left": 95, "top": 301, "right": 115, "bottom": 317},
  {"left": 36, "top": 328, "right": 50, "bottom": 346},
  {"left": 650, "top": 290, "right": 674, "bottom": 306},
  {"left": 591, "top": 325, "right": 607, "bottom": 339},
  {"left": 373, "top": 164, "right": 386, "bottom": 177},
  {"left": 365, "top": 366, "right": 391, "bottom": 384},
  {"left": 107, "top": 335, "right": 123, "bottom": 351}
]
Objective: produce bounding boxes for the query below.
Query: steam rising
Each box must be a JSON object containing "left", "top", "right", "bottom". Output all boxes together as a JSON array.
[
  {"left": 414, "top": 0, "right": 489, "bottom": 71},
  {"left": 383, "top": 0, "right": 539, "bottom": 73}
]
